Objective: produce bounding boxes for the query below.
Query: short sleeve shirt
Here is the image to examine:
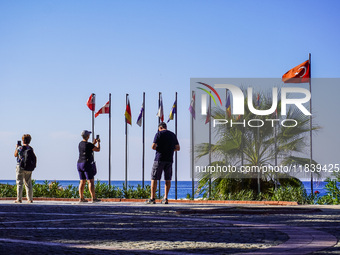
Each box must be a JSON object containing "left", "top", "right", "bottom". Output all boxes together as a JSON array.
[
  {"left": 77, "top": 141, "right": 95, "bottom": 163},
  {"left": 153, "top": 130, "right": 179, "bottom": 162}
]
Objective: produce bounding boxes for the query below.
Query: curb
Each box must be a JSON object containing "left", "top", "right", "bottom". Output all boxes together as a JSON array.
[{"left": 0, "top": 197, "right": 298, "bottom": 206}]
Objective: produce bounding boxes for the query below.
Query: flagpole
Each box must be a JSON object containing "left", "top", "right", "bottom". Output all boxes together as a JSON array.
[
  {"left": 274, "top": 112, "right": 278, "bottom": 190},
  {"left": 92, "top": 93, "right": 95, "bottom": 143},
  {"left": 225, "top": 89, "right": 228, "bottom": 174},
  {"left": 125, "top": 94, "right": 128, "bottom": 190},
  {"left": 225, "top": 89, "right": 228, "bottom": 118},
  {"left": 158, "top": 92, "right": 161, "bottom": 199},
  {"left": 241, "top": 115, "right": 244, "bottom": 167},
  {"left": 174, "top": 92, "right": 178, "bottom": 200},
  {"left": 257, "top": 94, "right": 260, "bottom": 194},
  {"left": 142, "top": 92, "right": 145, "bottom": 188},
  {"left": 191, "top": 90, "right": 195, "bottom": 200},
  {"left": 309, "top": 53, "right": 313, "bottom": 194},
  {"left": 109, "top": 93, "right": 111, "bottom": 187},
  {"left": 257, "top": 127, "right": 261, "bottom": 194},
  {"left": 208, "top": 92, "right": 212, "bottom": 198}
]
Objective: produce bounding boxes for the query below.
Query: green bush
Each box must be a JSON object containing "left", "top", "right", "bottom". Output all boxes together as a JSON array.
[
  {"left": 261, "top": 185, "right": 313, "bottom": 204},
  {"left": 0, "top": 184, "right": 17, "bottom": 197},
  {"left": 84, "top": 181, "right": 123, "bottom": 199},
  {"left": 224, "top": 190, "right": 256, "bottom": 201},
  {"left": 316, "top": 178, "right": 340, "bottom": 205},
  {"left": 0, "top": 180, "right": 151, "bottom": 199},
  {"left": 122, "top": 184, "right": 151, "bottom": 199},
  {"left": 197, "top": 176, "right": 314, "bottom": 203}
]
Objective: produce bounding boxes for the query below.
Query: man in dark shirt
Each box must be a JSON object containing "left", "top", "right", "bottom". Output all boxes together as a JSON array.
[
  {"left": 146, "top": 122, "right": 180, "bottom": 204},
  {"left": 77, "top": 130, "right": 100, "bottom": 203}
]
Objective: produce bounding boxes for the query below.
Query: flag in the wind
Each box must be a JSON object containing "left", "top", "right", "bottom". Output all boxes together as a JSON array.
[
  {"left": 282, "top": 60, "right": 310, "bottom": 83},
  {"left": 125, "top": 98, "right": 132, "bottom": 125},
  {"left": 167, "top": 100, "right": 176, "bottom": 123},
  {"left": 157, "top": 95, "right": 164, "bottom": 122},
  {"left": 225, "top": 92, "right": 231, "bottom": 118},
  {"left": 136, "top": 104, "right": 144, "bottom": 127},
  {"left": 95, "top": 101, "right": 110, "bottom": 118},
  {"left": 188, "top": 92, "right": 195, "bottom": 119},
  {"left": 87, "top": 94, "right": 95, "bottom": 111}
]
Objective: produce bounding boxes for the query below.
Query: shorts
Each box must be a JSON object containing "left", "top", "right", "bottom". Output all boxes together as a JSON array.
[
  {"left": 151, "top": 161, "right": 173, "bottom": 181},
  {"left": 77, "top": 162, "right": 95, "bottom": 180}
]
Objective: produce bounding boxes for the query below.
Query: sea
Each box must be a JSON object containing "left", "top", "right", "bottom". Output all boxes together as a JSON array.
[{"left": 0, "top": 180, "right": 329, "bottom": 199}]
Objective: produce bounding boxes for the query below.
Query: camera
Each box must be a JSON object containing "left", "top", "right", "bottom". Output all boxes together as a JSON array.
[
  {"left": 17, "top": 141, "right": 21, "bottom": 146},
  {"left": 96, "top": 135, "right": 99, "bottom": 140}
]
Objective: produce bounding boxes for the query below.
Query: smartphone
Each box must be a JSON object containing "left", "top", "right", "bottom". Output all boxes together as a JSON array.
[
  {"left": 96, "top": 135, "right": 99, "bottom": 140},
  {"left": 17, "top": 141, "right": 21, "bottom": 146}
]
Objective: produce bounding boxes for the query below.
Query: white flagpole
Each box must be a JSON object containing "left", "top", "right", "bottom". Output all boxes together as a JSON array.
[
  {"left": 175, "top": 92, "right": 178, "bottom": 200},
  {"left": 142, "top": 92, "right": 145, "bottom": 188},
  {"left": 92, "top": 93, "right": 95, "bottom": 143},
  {"left": 158, "top": 92, "right": 161, "bottom": 199},
  {"left": 109, "top": 93, "right": 111, "bottom": 187},
  {"left": 125, "top": 94, "right": 128, "bottom": 189},
  {"left": 208, "top": 92, "right": 212, "bottom": 198},
  {"left": 191, "top": 90, "right": 195, "bottom": 199},
  {"left": 309, "top": 53, "right": 313, "bottom": 194}
]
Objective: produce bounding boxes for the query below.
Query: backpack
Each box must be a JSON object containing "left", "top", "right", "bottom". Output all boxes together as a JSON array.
[{"left": 19, "top": 146, "right": 37, "bottom": 171}]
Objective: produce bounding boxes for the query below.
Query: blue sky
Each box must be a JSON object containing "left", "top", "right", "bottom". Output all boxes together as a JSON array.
[{"left": 0, "top": 0, "right": 339, "bottom": 181}]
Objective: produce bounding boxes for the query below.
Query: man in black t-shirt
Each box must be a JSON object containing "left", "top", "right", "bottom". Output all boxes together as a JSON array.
[
  {"left": 146, "top": 122, "right": 180, "bottom": 204},
  {"left": 77, "top": 130, "right": 100, "bottom": 203}
]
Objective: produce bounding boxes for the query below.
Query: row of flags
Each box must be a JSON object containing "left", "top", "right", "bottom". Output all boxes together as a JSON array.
[
  {"left": 188, "top": 59, "right": 311, "bottom": 120},
  {"left": 86, "top": 94, "right": 177, "bottom": 125},
  {"left": 86, "top": 59, "right": 310, "bottom": 124}
]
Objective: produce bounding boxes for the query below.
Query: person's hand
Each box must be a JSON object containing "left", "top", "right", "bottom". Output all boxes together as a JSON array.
[{"left": 95, "top": 138, "right": 101, "bottom": 144}]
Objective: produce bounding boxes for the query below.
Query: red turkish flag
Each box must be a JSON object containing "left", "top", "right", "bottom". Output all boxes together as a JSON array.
[
  {"left": 282, "top": 60, "right": 310, "bottom": 83},
  {"left": 87, "top": 94, "right": 95, "bottom": 111}
]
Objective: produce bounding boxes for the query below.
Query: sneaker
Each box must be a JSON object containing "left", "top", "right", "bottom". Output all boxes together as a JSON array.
[
  {"left": 91, "top": 198, "right": 101, "bottom": 203},
  {"left": 161, "top": 198, "right": 168, "bottom": 204},
  {"left": 145, "top": 198, "right": 156, "bottom": 204},
  {"left": 14, "top": 200, "right": 22, "bottom": 203},
  {"left": 79, "top": 198, "right": 88, "bottom": 203}
]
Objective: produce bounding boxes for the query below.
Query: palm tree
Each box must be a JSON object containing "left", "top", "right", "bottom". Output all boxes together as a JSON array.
[{"left": 196, "top": 89, "right": 320, "bottom": 199}]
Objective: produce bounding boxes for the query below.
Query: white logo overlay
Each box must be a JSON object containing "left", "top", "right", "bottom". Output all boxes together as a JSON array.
[{"left": 190, "top": 78, "right": 315, "bottom": 179}]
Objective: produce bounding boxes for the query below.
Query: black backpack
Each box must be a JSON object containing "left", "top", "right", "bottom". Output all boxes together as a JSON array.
[{"left": 19, "top": 146, "right": 37, "bottom": 171}]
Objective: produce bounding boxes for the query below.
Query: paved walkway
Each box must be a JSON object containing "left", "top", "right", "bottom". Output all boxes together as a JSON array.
[{"left": 0, "top": 201, "right": 339, "bottom": 254}]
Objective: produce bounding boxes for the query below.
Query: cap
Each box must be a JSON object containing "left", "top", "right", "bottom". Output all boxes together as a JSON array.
[{"left": 81, "top": 130, "right": 92, "bottom": 137}]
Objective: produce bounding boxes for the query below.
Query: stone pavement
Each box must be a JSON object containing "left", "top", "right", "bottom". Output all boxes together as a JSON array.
[{"left": 0, "top": 200, "right": 339, "bottom": 254}]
